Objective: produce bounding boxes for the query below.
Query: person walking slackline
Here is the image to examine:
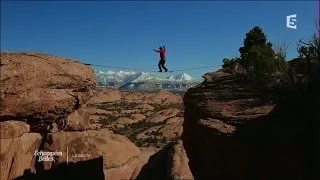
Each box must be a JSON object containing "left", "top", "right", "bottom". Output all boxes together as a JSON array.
[{"left": 153, "top": 46, "right": 168, "bottom": 72}]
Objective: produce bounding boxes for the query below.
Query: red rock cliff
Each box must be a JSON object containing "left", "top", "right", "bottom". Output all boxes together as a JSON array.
[{"left": 182, "top": 71, "right": 320, "bottom": 180}]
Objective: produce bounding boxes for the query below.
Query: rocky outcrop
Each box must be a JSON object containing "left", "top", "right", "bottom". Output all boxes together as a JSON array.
[
  {"left": 105, "top": 157, "right": 140, "bottom": 180},
  {"left": 132, "top": 147, "right": 160, "bottom": 179},
  {"left": 0, "top": 121, "right": 42, "bottom": 180},
  {"left": 166, "top": 140, "right": 194, "bottom": 180},
  {"left": 1, "top": 52, "right": 193, "bottom": 179},
  {"left": 86, "top": 90, "right": 121, "bottom": 104},
  {"left": 1, "top": 52, "right": 96, "bottom": 132},
  {"left": 121, "top": 90, "right": 182, "bottom": 105},
  {"left": 0, "top": 52, "right": 97, "bottom": 180},
  {"left": 64, "top": 107, "right": 90, "bottom": 131},
  {"left": 146, "top": 108, "right": 180, "bottom": 123},
  {"left": 135, "top": 103, "right": 155, "bottom": 111},
  {"left": 0, "top": 121, "right": 30, "bottom": 139},
  {"left": 146, "top": 90, "right": 183, "bottom": 105},
  {"left": 182, "top": 72, "right": 319, "bottom": 179},
  {"left": 0, "top": 52, "right": 146, "bottom": 180},
  {"left": 87, "top": 89, "right": 185, "bottom": 148},
  {"left": 160, "top": 118, "right": 183, "bottom": 139},
  {"left": 83, "top": 88, "right": 192, "bottom": 179},
  {"left": 39, "top": 130, "right": 141, "bottom": 179},
  {"left": 136, "top": 142, "right": 193, "bottom": 180}
]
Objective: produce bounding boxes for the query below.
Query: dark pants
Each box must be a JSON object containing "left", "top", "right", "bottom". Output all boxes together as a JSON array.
[{"left": 158, "top": 59, "right": 168, "bottom": 72}]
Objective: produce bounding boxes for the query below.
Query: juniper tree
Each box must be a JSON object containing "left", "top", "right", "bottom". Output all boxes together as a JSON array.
[{"left": 239, "top": 26, "right": 277, "bottom": 86}]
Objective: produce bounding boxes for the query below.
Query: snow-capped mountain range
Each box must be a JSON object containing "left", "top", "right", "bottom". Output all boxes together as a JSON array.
[{"left": 96, "top": 70, "right": 199, "bottom": 84}]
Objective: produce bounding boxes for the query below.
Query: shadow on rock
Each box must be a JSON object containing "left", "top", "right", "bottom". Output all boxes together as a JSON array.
[
  {"left": 136, "top": 143, "right": 173, "bottom": 180},
  {"left": 14, "top": 157, "right": 105, "bottom": 180},
  {"left": 182, "top": 80, "right": 320, "bottom": 180}
]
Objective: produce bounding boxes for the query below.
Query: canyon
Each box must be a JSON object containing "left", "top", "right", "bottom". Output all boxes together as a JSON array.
[{"left": 1, "top": 52, "right": 319, "bottom": 180}]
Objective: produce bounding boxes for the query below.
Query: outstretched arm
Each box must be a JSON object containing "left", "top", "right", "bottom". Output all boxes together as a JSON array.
[{"left": 154, "top": 49, "right": 160, "bottom": 53}]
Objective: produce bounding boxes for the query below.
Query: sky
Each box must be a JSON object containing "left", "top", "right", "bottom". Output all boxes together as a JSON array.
[{"left": 1, "top": 1, "right": 319, "bottom": 79}]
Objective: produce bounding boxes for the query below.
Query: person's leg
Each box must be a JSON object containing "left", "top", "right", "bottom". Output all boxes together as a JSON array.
[
  {"left": 158, "top": 60, "right": 162, "bottom": 72},
  {"left": 161, "top": 60, "right": 168, "bottom": 72}
]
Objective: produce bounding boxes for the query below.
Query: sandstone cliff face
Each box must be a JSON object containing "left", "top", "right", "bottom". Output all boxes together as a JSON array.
[
  {"left": 136, "top": 141, "right": 193, "bottom": 180},
  {"left": 1, "top": 52, "right": 96, "bottom": 132},
  {"left": 182, "top": 71, "right": 319, "bottom": 180},
  {"left": 0, "top": 53, "right": 141, "bottom": 180},
  {"left": 40, "top": 130, "right": 141, "bottom": 180},
  {"left": 1, "top": 52, "right": 193, "bottom": 180},
  {"left": 0, "top": 121, "right": 42, "bottom": 180}
]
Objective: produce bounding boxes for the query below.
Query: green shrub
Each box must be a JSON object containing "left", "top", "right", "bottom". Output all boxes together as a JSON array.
[
  {"left": 296, "top": 33, "right": 320, "bottom": 89},
  {"left": 219, "top": 26, "right": 290, "bottom": 88}
]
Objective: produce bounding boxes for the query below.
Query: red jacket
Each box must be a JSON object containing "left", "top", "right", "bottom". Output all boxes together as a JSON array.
[{"left": 155, "top": 49, "right": 166, "bottom": 60}]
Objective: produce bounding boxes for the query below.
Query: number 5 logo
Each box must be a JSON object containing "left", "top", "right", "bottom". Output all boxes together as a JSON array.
[{"left": 287, "top": 14, "right": 297, "bottom": 29}]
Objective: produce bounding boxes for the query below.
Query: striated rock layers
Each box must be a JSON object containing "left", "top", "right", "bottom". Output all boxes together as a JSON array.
[{"left": 182, "top": 71, "right": 319, "bottom": 180}]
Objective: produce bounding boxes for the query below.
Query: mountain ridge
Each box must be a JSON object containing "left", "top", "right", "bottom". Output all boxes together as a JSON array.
[{"left": 96, "top": 70, "right": 200, "bottom": 84}]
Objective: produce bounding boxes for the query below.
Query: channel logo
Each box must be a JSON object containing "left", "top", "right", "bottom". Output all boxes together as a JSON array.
[{"left": 286, "top": 14, "right": 297, "bottom": 29}]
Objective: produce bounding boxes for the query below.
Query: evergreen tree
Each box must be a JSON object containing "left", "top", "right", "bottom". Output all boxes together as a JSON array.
[{"left": 239, "top": 26, "right": 277, "bottom": 86}]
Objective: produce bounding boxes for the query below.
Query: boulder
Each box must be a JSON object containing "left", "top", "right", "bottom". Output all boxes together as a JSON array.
[
  {"left": 64, "top": 107, "right": 90, "bottom": 131},
  {"left": 135, "top": 143, "right": 193, "bottom": 180},
  {"left": 40, "top": 130, "right": 141, "bottom": 179},
  {"left": 167, "top": 141, "right": 194, "bottom": 180},
  {"left": 0, "top": 120, "right": 30, "bottom": 139},
  {"left": 104, "top": 157, "right": 140, "bottom": 180},
  {"left": 1, "top": 52, "right": 96, "bottom": 126},
  {"left": 0, "top": 133, "right": 42, "bottom": 180}
]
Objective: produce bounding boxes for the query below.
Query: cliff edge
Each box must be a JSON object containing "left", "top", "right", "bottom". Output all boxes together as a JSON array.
[{"left": 182, "top": 70, "right": 319, "bottom": 180}]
